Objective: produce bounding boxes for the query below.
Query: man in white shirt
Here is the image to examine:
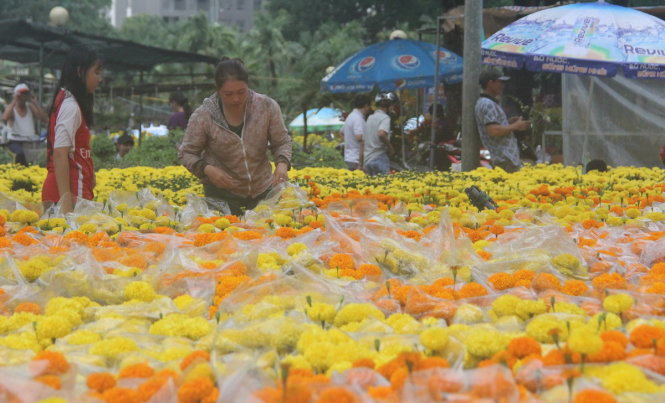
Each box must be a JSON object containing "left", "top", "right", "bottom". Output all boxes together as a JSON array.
[
  {"left": 2, "top": 83, "right": 48, "bottom": 166},
  {"left": 364, "top": 92, "right": 399, "bottom": 176},
  {"left": 341, "top": 94, "right": 370, "bottom": 170}
]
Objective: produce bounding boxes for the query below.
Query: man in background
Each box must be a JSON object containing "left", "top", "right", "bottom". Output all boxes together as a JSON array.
[
  {"left": 364, "top": 92, "right": 399, "bottom": 176},
  {"left": 2, "top": 83, "right": 48, "bottom": 166},
  {"left": 341, "top": 94, "right": 370, "bottom": 171}
]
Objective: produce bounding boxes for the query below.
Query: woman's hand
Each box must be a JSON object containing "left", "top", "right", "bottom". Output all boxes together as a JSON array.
[
  {"left": 204, "top": 165, "right": 237, "bottom": 189},
  {"left": 272, "top": 162, "right": 289, "bottom": 186}
]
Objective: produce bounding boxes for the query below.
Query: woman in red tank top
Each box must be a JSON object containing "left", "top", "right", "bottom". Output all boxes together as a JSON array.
[{"left": 42, "top": 46, "right": 103, "bottom": 213}]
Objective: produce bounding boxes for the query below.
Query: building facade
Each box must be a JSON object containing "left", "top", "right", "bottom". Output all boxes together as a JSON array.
[{"left": 109, "top": 0, "right": 260, "bottom": 32}]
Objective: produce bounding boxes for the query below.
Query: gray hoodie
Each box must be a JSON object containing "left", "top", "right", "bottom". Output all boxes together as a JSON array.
[{"left": 179, "top": 90, "right": 292, "bottom": 198}]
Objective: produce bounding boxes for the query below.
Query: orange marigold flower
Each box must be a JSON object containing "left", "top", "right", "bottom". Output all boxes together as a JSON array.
[
  {"left": 118, "top": 362, "right": 155, "bottom": 379},
  {"left": 181, "top": 350, "right": 211, "bottom": 371},
  {"left": 627, "top": 354, "right": 665, "bottom": 376},
  {"left": 138, "top": 376, "right": 171, "bottom": 401},
  {"left": 352, "top": 358, "right": 375, "bottom": 369},
  {"left": 328, "top": 253, "right": 355, "bottom": 271},
  {"left": 367, "top": 386, "right": 394, "bottom": 400},
  {"left": 488, "top": 272, "right": 515, "bottom": 290},
  {"left": 561, "top": 279, "right": 589, "bottom": 296},
  {"left": 357, "top": 263, "right": 382, "bottom": 278},
  {"left": 508, "top": 337, "right": 542, "bottom": 359},
  {"left": 592, "top": 273, "right": 627, "bottom": 291},
  {"left": 513, "top": 269, "right": 536, "bottom": 282},
  {"left": 233, "top": 230, "right": 263, "bottom": 241},
  {"left": 415, "top": 357, "right": 449, "bottom": 370},
  {"left": 102, "top": 387, "right": 142, "bottom": 403},
  {"left": 87, "top": 372, "right": 116, "bottom": 393},
  {"left": 32, "top": 351, "right": 70, "bottom": 376},
  {"left": 601, "top": 331, "right": 628, "bottom": 349},
  {"left": 35, "top": 374, "right": 61, "bottom": 390},
  {"left": 531, "top": 273, "right": 561, "bottom": 292},
  {"left": 389, "top": 367, "right": 409, "bottom": 391},
  {"left": 651, "top": 262, "right": 665, "bottom": 275},
  {"left": 587, "top": 341, "right": 626, "bottom": 363},
  {"left": 574, "top": 389, "right": 617, "bottom": 403},
  {"left": 396, "top": 229, "right": 422, "bottom": 242},
  {"left": 646, "top": 282, "right": 665, "bottom": 294},
  {"left": 657, "top": 337, "right": 665, "bottom": 356},
  {"left": 275, "top": 227, "right": 298, "bottom": 239},
  {"left": 177, "top": 378, "right": 217, "bottom": 403},
  {"left": 630, "top": 324, "right": 665, "bottom": 349},
  {"left": 12, "top": 232, "right": 38, "bottom": 246},
  {"left": 456, "top": 282, "right": 488, "bottom": 299},
  {"left": 316, "top": 387, "right": 357, "bottom": 403},
  {"left": 14, "top": 302, "right": 41, "bottom": 314}
]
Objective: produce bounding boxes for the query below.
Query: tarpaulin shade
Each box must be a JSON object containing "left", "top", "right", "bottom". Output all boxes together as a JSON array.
[{"left": 0, "top": 19, "right": 218, "bottom": 71}]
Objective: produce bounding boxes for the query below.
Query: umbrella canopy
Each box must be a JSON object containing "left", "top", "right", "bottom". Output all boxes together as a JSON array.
[
  {"left": 321, "top": 38, "right": 463, "bottom": 93},
  {"left": 289, "top": 108, "right": 344, "bottom": 133},
  {"left": 0, "top": 19, "right": 217, "bottom": 71},
  {"left": 481, "top": 1, "right": 665, "bottom": 79}
]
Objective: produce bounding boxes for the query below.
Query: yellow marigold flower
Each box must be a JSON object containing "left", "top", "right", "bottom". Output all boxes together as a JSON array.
[
  {"left": 306, "top": 302, "right": 336, "bottom": 323},
  {"left": 453, "top": 304, "right": 484, "bottom": 324},
  {"left": 257, "top": 253, "right": 281, "bottom": 271},
  {"left": 89, "top": 336, "right": 139, "bottom": 358},
  {"left": 491, "top": 294, "right": 521, "bottom": 317},
  {"left": 334, "top": 303, "right": 384, "bottom": 327},
  {"left": 625, "top": 207, "right": 641, "bottom": 219},
  {"left": 286, "top": 242, "right": 307, "bottom": 256},
  {"left": 35, "top": 316, "right": 72, "bottom": 340},
  {"left": 214, "top": 217, "right": 230, "bottom": 229},
  {"left": 385, "top": 313, "right": 422, "bottom": 334},
  {"left": 588, "top": 362, "right": 659, "bottom": 394},
  {"left": 588, "top": 312, "right": 622, "bottom": 331},
  {"left": 551, "top": 253, "right": 582, "bottom": 277},
  {"left": 37, "top": 398, "right": 68, "bottom": 403},
  {"left": 603, "top": 293, "right": 634, "bottom": 314},
  {"left": 17, "top": 256, "right": 53, "bottom": 282},
  {"left": 124, "top": 281, "right": 157, "bottom": 302},
  {"left": 515, "top": 299, "right": 547, "bottom": 320},
  {"left": 567, "top": 326, "right": 603, "bottom": 355},
  {"left": 78, "top": 223, "right": 98, "bottom": 234},
  {"left": 526, "top": 315, "right": 569, "bottom": 343},
  {"left": 465, "top": 328, "right": 507, "bottom": 358},
  {"left": 67, "top": 330, "right": 101, "bottom": 345},
  {"left": 606, "top": 216, "right": 623, "bottom": 226},
  {"left": 9, "top": 209, "right": 39, "bottom": 224},
  {"left": 419, "top": 327, "right": 448, "bottom": 352},
  {"left": 273, "top": 214, "right": 293, "bottom": 226},
  {"left": 197, "top": 223, "right": 216, "bottom": 233}
]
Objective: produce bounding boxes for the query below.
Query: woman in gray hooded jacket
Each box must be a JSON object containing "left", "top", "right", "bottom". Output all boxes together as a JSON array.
[{"left": 179, "top": 57, "right": 292, "bottom": 215}]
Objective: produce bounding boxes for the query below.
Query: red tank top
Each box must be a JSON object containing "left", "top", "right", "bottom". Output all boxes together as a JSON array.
[{"left": 42, "top": 90, "right": 94, "bottom": 203}]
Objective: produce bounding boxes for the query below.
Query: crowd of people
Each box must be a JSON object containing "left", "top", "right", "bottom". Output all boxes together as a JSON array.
[{"left": 2, "top": 44, "right": 665, "bottom": 215}]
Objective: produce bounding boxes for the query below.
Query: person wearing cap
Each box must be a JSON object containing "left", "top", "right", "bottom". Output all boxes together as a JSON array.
[
  {"left": 363, "top": 91, "right": 399, "bottom": 176},
  {"left": 474, "top": 69, "right": 530, "bottom": 173},
  {"left": 1, "top": 83, "right": 48, "bottom": 166},
  {"left": 114, "top": 133, "right": 135, "bottom": 159}
]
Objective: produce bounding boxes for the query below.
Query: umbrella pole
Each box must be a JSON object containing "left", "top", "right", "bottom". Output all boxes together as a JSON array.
[{"left": 429, "top": 16, "right": 443, "bottom": 170}]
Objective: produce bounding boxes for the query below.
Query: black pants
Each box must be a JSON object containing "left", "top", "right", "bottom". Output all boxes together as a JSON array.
[
  {"left": 203, "top": 184, "right": 272, "bottom": 216},
  {"left": 6, "top": 141, "right": 28, "bottom": 166}
]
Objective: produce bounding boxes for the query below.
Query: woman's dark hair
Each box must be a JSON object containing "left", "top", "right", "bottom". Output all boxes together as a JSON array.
[
  {"left": 214, "top": 57, "right": 249, "bottom": 88},
  {"left": 50, "top": 46, "right": 102, "bottom": 126},
  {"left": 169, "top": 91, "right": 191, "bottom": 122}
]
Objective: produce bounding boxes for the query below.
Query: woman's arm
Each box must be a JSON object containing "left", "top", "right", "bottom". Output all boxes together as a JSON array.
[
  {"left": 53, "top": 147, "right": 73, "bottom": 213},
  {"left": 178, "top": 107, "right": 210, "bottom": 179},
  {"left": 266, "top": 99, "right": 292, "bottom": 168}
]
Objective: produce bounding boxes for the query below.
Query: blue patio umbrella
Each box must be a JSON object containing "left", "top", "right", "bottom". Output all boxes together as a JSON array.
[
  {"left": 288, "top": 107, "right": 344, "bottom": 133},
  {"left": 481, "top": 1, "right": 665, "bottom": 78},
  {"left": 480, "top": 1, "right": 665, "bottom": 166},
  {"left": 321, "top": 38, "right": 464, "bottom": 93}
]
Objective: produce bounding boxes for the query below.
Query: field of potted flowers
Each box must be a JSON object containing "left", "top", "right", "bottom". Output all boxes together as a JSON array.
[{"left": 0, "top": 162, "right": 664, "bottom": 403}]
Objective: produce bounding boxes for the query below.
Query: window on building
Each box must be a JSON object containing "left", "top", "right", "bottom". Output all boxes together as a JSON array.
[
  {"left": 174, "top": 0, "right": 186, "bottom": 11},
  {"left": 254, "top": 0, "right": 262, "bottom": 10},
  {"left": 237, "top": 20, "right": 245, "bottom": 31},
  {"left": 236, "top": 0, "right": 244, "bottom": 10},
  {"left": 198, "top": 0, "right": 210, "bottom": 11}
]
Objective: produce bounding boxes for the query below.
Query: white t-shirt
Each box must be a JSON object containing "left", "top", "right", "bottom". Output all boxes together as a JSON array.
[
  {"left": 342, "top": 108, "right": 366, "bottom": 164},
  {"left": 363, "top": 109, "right": 391, "bottom": 165},
  {"left": 53, "top": 92, "right": 82, "bottom": 152},
  {"left": 8, "top": 106, "right": 38, "bottom": 141}
]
